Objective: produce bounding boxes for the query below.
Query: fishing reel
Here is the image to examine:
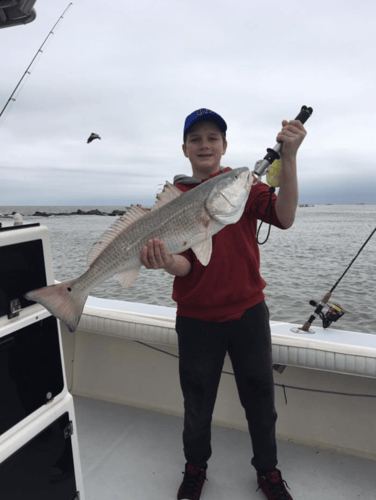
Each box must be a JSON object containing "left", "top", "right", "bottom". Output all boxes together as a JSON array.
[{"left": 309, "top": 300, "right": 346, "bottom": 329}]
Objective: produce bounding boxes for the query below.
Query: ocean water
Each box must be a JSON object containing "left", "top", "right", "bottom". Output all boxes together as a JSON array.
[{"left": 1, "top": 205, "right": 375, "bottom": 334}]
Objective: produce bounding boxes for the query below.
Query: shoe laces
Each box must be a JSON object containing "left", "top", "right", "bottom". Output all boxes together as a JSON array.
[
  {"left": 257, "top": 470, "right": 291, "bottom": 499},
  {"left": 180, "top": 464, "right": 207, "bottom": 497}
]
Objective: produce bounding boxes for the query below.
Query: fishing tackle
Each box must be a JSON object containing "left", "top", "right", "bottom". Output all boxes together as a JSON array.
[
  {"left": 292, "top": 226, "right": 376, "bottom": 334},
  {"left": 252, "top": 105, "right": 313, "bottom": 180},
  {"left": 308, "top": 300, "right": 346, "bottom": 329},
  {"left": 255, "top": 105, "right": 313, "bottom": 245}
]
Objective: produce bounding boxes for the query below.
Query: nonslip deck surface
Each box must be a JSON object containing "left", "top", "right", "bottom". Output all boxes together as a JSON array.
[{"left": 73, "top": 395, "right": 375, "bottom": 500}]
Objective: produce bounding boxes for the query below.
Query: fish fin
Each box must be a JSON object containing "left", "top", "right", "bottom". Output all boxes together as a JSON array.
[
  {"left": 24, "top": 279, "right": 88, "bottom": 333},
  {"left": 150, "top": 181, "right": 183, "bottom": 212},
  {"left": 114, "top": 268, "right": 140, "bottom": 289},
  {"left": 191, "top": 238, "right": 212, "bottom": 266},
  {"left": 88, "top": 205, "right": 149, "bottom": 267}
]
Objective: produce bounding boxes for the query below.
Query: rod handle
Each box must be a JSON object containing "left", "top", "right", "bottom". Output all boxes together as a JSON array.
[
  {"left": 301, "top": 320, "right": 312, "bottom": 332},
  {"left": 253, "top": 105, "right": 313, "bottom": 178},
  {"left": 265, "top": 105, "right": 313, "bottom": 160},
  {"left": 294, "top": 105, "right": 313, "bottom": 124}
]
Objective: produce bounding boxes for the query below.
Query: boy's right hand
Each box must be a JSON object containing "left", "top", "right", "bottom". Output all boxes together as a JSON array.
[
  {"left": 140, "top": 238, "right": 192, "bottom": 277},
  {"left": 140, "top": 238, "right": 174, "bottom": 270}
]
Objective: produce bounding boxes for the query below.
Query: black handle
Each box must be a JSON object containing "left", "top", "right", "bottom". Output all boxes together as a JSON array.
[
  {"left": 294, "top": 105, "right": 313, "bottom": 124},
  {"left": 267, "top": 105, "right": 313, "bottom": 157},
  {"left": 253, "top": 105, "right": 313, "bottom": 178}
]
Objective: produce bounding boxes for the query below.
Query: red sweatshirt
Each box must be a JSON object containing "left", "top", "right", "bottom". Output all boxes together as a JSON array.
[{"left": 172, "top": 168, "right": 286, "bottom": 322}]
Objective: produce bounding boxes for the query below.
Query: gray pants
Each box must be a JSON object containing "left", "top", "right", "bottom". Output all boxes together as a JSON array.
[{"left": 176, "top": 301, "right": 278, "bottom": 475}]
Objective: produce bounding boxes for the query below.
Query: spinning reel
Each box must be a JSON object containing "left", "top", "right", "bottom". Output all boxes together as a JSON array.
[{"left": 308, "top": 300, "right": 346, "bottom": 329}]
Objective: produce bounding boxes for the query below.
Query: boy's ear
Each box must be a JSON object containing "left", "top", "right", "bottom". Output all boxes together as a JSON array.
[
  {"left": 222, "top": 140, "right": 228, "bottom": 155},
  {"left": 182, "top": 143, "right": 189, "bottom": 158}
]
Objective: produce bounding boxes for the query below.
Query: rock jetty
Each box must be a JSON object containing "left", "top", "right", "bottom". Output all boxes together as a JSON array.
[{"left": 32, "top": 209, "right": 127, "bottom": 217}]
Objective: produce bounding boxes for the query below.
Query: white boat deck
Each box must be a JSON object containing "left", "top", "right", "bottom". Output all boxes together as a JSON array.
[{"left": 74, "top": 395, "right": 375, "bottom": 500}]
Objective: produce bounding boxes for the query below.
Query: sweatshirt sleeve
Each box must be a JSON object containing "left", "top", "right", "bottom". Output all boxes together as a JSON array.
[{"left": 178, "top": 249, "right": 194, "bottom": 263}]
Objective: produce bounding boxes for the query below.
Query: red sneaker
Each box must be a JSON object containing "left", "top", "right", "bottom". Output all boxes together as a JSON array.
[
  {"left": 257, "top": 469, "right": 293, "bottom": 499},
  {"left": 177, "top": 463, "right": 207, "bottom": 500}
]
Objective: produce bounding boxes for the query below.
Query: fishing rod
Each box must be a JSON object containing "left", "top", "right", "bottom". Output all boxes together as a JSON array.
[
  {"left": 293, "top": 226, "right": 376, "bottom": 333},
  {"left": 254, "top": 105, "right": 313, "bottom": 245},
  {"left": 252, "top": 105, "right": 313, "bottom": 179},
  {"left": 0, "top": 3, "right": 73, "bottom": 122}
]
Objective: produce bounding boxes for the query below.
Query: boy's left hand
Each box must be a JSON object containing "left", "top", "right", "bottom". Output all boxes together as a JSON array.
[{"left": 276, "top": 119, "right": 307, "bottom": 160}]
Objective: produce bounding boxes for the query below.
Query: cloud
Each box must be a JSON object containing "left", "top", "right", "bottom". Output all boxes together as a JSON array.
[{"left": 1, "top": 0, "right": 375, "bottom": 206}]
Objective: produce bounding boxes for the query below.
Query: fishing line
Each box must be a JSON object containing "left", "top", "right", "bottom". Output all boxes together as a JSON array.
[{"left": 256, "top": 189, "right": 274, "bottom": 245}]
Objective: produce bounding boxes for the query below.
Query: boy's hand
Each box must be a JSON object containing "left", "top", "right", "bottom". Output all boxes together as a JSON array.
[
  {"left": 276, "top": 119, "right": 307, "bottom": 160},
  {"left": 140, "top": 238, "right": 174, "bottom": 270},
  {"left": 140, "top": 238, "right": 192, "bottom": 277}
]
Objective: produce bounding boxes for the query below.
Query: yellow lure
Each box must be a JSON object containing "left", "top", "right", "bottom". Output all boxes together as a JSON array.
[{"left": 266, "top": 159, "right": 282, "bottom": 187}]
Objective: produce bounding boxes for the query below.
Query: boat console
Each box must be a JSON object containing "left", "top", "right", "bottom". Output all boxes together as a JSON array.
[{"left": 0, "top": 224, "right": 84, "bottom": 500}]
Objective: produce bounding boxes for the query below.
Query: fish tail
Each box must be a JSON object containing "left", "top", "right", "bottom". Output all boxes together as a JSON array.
[{"left": 24, "top": 279, "right": 88, "bottom": 333}]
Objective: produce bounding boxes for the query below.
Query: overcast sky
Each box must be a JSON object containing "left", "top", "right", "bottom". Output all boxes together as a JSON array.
[{"left": 1, "top": 0, "right": 375, "bottom": 206}]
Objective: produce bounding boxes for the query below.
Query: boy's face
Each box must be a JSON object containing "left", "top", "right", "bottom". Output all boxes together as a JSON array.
[{"left": 182, "top": 121, "right": 227, "bottom": 179}]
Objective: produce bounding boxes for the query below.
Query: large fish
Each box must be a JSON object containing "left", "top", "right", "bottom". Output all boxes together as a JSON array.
[{"left": 25, "top": 167, "right": 253, "bottom": 332}]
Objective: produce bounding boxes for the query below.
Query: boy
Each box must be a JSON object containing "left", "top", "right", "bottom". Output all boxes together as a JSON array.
[{"left": 140, "top": 108, "right": 306, "bottom": 500}]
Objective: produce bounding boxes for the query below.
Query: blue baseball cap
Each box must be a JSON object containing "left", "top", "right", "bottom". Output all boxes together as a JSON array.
[{"left": 183, "top": 108, "right": 227, "bottom": 141}]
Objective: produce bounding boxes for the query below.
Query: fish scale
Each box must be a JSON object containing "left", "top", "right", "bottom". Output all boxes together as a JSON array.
[
  {"left": 88, "top": 188, "right": 213, "bottom": 283},
  {"left": 25, "top": 167, "right": 253, "bottom": 332}
]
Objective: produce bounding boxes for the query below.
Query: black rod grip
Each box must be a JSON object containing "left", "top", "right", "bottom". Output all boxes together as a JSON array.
[{"left": 294, "top": 105, "right": 313, "bottom": 124}]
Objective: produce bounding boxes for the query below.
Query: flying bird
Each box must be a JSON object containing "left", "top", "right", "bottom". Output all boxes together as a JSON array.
[{"left": 87, "top": 133, "right": 101, "bottom": 144}]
